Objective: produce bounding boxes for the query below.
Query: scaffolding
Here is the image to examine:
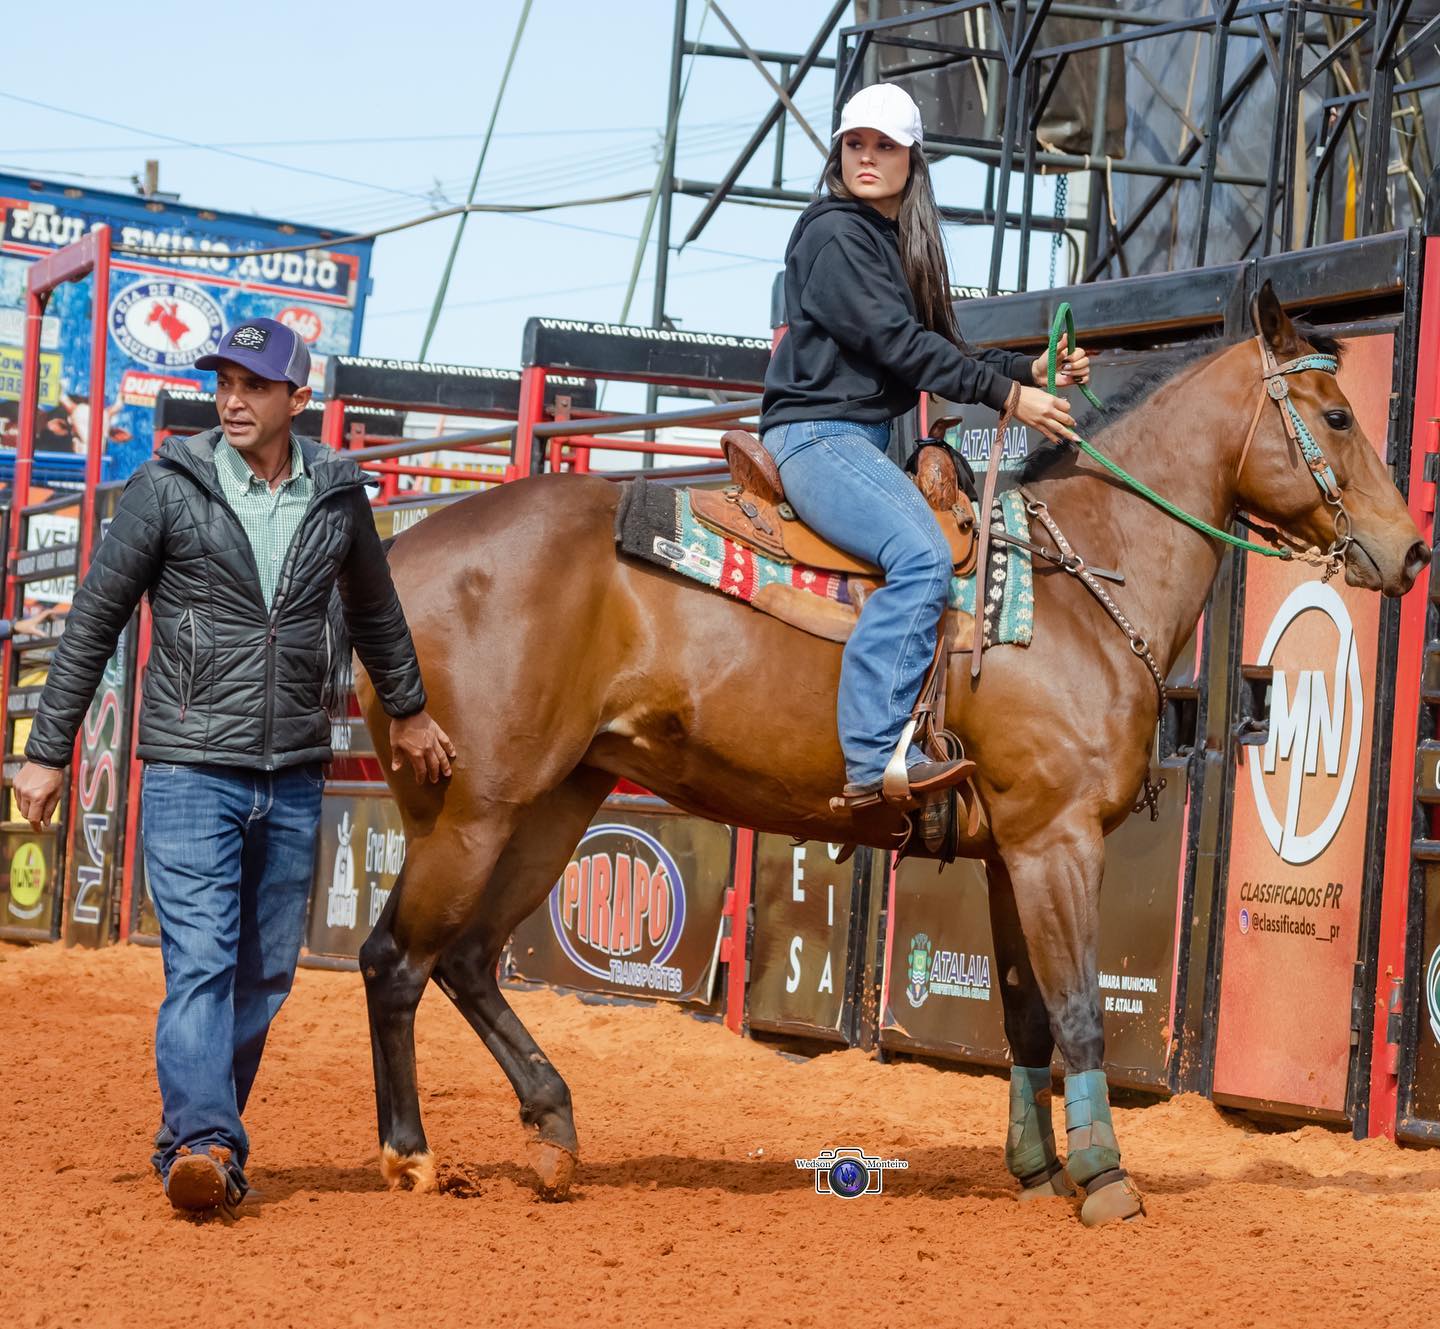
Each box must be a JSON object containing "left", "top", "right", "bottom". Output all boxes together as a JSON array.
[{"left": 651, "top": 0, "right": 1440, "bottom": 310}]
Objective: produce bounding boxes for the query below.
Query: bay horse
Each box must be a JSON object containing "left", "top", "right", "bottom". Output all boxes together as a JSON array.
[{"left": 352, "top": 286, "right": 1428, "bottom": 1225}]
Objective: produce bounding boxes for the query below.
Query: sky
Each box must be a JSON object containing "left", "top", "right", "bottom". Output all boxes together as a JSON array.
[{"left": 0, "top": 1, "right": 1060, "bottom": 390}]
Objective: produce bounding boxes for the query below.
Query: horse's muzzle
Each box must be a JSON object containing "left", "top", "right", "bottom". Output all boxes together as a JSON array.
[{"left": 1403, "top": 539, "right": 1432, "bottom": 593}]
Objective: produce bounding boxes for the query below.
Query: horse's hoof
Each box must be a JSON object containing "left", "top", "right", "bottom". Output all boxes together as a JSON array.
[
  {"left": 1080, "top": 1173, "right": 1145, "bottom": 1227},
  {"left": 527, "top": 1139, "right": 577, "bottom": 1201},
  {"left": 380, "top": 1144, "right": 437, "bottom": 1194},
  {"left": 1018, "top": 1165, "right": 1076, "bottom": 1201}
]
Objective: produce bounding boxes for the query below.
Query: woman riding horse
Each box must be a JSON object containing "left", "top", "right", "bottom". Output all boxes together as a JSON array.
[{"left": 760, "top": 83, "right": 1089, "bottom": 806}]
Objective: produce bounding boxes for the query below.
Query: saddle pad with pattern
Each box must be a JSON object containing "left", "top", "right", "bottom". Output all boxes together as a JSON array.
[{"left": 614, "top": 479, "right": 1034, "bottom": 648}]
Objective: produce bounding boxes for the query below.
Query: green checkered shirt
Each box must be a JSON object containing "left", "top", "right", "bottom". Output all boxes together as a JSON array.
[{"left": 213, "top": 435, "right": 313, "bottom": 609}]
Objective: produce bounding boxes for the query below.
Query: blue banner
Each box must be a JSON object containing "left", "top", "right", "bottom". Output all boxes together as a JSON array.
[{"left": 0, "top": 174, "right": 372, "bottom": 478}]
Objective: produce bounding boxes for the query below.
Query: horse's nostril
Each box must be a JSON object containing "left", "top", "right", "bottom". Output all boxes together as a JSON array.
[{"left": 1406, "top": 541, "right": 1432, "bottom": 578}]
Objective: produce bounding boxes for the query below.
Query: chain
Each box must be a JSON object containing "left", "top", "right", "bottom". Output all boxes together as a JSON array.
[{"left": 1049, "top": 173, "right": 1068, "bottom": 288}]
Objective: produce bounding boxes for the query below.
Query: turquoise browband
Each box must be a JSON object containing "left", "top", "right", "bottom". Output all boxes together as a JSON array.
[{"left": 1265, "top": 352, "right": 1341, "bottom": 498}]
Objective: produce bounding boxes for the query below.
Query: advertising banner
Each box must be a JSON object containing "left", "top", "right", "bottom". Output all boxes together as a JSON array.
[
  {"left": 747, "top": 836, "right": 857, "bottom": 1041},
  {"left": 305, "top": 792, "right": 403, "bottom": 961},
  {"left": 1405, "top": 865, "right": 1440, "bottom": 1129},
  {"left": 1210, "top": 332, "right": 1394, "bottom": 1117},
  {"left": 880, "top": 858, "right": 1007, "bottom": 1064},
  {"left": 61, "top": 490, "right": 136, "bottom": 946},
  {"left": 0, "top": 174, "right": 371, "bottom": 479},
  {"left": 878, "top": 626, "right": 1200, "bottom": 1088},
  {"left": 0, "top": 826, "right": 59, "bottom": 939},
  {"left": 0, "top": 503, "right": 79, "bottom": 940},
  {"left": 506, "top": 805, "right": 731, "bottom": 1008},
  {"left": 877, "top": 777, "right": 1189, "bottom": 1088}
]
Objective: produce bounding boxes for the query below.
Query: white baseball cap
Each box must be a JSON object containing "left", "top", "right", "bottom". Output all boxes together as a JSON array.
[{"left": 834, "top": 83, "right": 924, "bottom": 148}]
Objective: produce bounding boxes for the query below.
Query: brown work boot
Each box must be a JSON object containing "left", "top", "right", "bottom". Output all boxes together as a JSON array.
[
  {"left": 833, "top": 757, "right": 977, "bottom": 811},
  {"left": 166, "top": 1147, "right": 231, "bottom": 1216},
  {"left": 889, "top": 757, "right": 976, "bottom": 802}
]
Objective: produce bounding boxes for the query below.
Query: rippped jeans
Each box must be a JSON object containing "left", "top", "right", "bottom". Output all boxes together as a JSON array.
[
  {"left": 762, "top": 419, "right": 953, "bottom": 788},
  {"left": 142, "top": 761, "right": 325, "bottom": 1191}
]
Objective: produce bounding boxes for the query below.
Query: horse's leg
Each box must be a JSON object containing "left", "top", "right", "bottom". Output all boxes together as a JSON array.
[
  {"left": 431, "top": 766, "right": 613, "bottom": 1200},
  {"left": 985, "top": 857, "right": 1073, "bottom": 1201},
  {"left": 359, "top": 809, "right": 519, "bottom": 1193},
  {"left": 998, "top": 820, "right": 1145, "bottom": 1226}
]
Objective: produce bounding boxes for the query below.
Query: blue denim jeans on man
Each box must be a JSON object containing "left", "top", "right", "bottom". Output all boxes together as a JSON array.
[
  {"left": 142, "top": 761, "right": 324, "bottom": 1192},
  {"left": 761, "top": 419, "right": 953, "bottom": 787}
]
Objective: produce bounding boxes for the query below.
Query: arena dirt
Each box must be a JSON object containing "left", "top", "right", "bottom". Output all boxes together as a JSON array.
[{"left": 3, "top": 941, "right": 1436, "bottom": 1328}]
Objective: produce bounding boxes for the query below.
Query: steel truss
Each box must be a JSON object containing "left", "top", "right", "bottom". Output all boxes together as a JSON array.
[{"left": 655, "top": 0, "right": 1437, "bottom": 311}]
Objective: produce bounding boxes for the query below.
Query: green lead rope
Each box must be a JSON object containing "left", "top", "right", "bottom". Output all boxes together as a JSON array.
[{"left": 1042, "top": 303, "right": 1291, "bottom": 559}]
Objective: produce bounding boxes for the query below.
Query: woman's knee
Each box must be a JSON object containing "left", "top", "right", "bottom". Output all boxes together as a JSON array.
[{"left": 889, "top": 529, "right": 953, "bottom": 588}]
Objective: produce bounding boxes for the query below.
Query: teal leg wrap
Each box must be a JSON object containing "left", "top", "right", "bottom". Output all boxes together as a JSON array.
[
  {"left": 1064, "top": 1069, "right": 1121, "bottom": 1189},
  {"left": 1005, "top": 1065, "right": 1059, "bottom": 1183}
]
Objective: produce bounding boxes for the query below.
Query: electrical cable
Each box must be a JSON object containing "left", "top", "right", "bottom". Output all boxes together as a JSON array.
[
  {"left": 366, "top": 257, "right": 762, "bottom": 321},
  {"left": 618, "top": 0, "right": 713, "bottom": 327},
  {"left": 109, "top": 190, "right": 656, "bottom": 257},
  {"left": 419, "top": 0, "right": 534, "bottom": 358},
  {"left": 284, "top": 106, "right": 829, "bottom": 232},
  {"left": 0, "top": 89, "right": 432, "bottom": 206}
]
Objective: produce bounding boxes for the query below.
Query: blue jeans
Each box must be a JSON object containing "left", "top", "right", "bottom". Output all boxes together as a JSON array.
[
  {"left": 762, "top": 419, "right": 953, "bottom": 787},
  {"left": 142, "top": 761, "right": 324, "bottom": 1188}
]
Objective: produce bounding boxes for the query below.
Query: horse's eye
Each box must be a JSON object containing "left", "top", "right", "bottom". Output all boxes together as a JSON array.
[{"left": 1324, "top": 410, "right": 1352, "bottom": 431}]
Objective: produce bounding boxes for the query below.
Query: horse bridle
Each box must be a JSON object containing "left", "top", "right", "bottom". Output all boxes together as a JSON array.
[{"left": 1234, "top": 333, "right": 1351, "bottom": 580}]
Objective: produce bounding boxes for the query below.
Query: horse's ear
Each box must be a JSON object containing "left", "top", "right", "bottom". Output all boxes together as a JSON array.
[{"left": 1252, "top": 280, "right": 1299, "bottom": 355}]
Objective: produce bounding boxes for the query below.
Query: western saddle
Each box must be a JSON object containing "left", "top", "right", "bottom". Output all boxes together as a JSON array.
[{"left": 689, "top": 429, "right": 979, "bottom": 644}]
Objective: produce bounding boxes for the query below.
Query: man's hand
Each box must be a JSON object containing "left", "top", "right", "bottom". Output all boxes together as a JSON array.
[
  {"left": 13, "top": 607, "right": 56, "bottom": 638},
  {"left": 1031, "top": 334, "right": 1091, "bottom": 388},
  {"left": 14, "top": 761, "right": 64, "bottom": 831},
  {"left": 389, "top": 711, "right": 457, "bottom": 784}
]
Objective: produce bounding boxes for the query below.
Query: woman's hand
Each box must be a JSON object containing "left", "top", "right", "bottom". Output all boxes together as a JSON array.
[
  {"left": 1031, "top": 334, "right": 1090, "bottom": 388},
  {"left": 1012, "top": 385, "right": 1078, "bottom": 443}
]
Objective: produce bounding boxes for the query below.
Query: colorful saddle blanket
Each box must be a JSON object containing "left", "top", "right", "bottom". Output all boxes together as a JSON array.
[{"left": 615, "top": 479, "right": 1035, "bottom": 648}]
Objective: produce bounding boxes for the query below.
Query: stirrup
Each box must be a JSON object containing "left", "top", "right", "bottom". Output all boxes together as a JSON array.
[
  {"left": 882, "top": 719, "right": 919, "bottom": 802},
  {"left": 828, "top": 719, "right": 921, "bottom": 813},
  {"left": 829, "top": 783, "right": 887, "bottom": 813}
]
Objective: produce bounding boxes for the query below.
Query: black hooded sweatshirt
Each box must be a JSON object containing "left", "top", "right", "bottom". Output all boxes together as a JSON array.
[{"left": 761, "top": 198, "right": 1033, "bottom": 431}]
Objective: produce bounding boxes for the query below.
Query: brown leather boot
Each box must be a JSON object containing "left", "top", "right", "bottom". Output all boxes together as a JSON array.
[
  {"left": 834, "top": 757, "right": 977, "bottom": 810},
  {"left": 166, "top": 1148, "right": 231, "bottom": 1216},
  {"left": 897, "top": 757, "right": 977, "bottom": 800}
]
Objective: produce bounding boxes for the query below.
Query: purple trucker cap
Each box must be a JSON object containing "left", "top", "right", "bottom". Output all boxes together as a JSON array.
[{"left": 195, "top": 317, "right": 311, "bottom": 388}]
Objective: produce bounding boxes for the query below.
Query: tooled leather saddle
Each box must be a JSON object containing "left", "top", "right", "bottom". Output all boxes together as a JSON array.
[
  {"left": 686, "top": 430, "right": 979, "bottom": 645},
  {"left": 693, "top": 430, "right": 977, "bottom": 573}
]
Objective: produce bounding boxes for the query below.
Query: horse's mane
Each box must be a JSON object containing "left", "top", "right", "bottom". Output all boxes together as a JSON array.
[{"left": 1017, "top": 323, "right": 1343, "bottom": 481}]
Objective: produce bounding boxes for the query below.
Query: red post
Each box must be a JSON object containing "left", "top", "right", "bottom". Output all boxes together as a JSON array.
[
  {"left": 512, "top": 365, "right": 547, "bottom": 479},
  {"left": 723, "top": 827, "right": 755, "bottom": 1033},
  {"left": 321, "top": 397, "right": 345, "bottom": 450},
  {"left": 1368, "top": 236, "right": 1440, "bottom": 1137},
  {"left": 0, "top": 287, "right": 46, "bottom": 738},
  {"left": 75, "top": 226, "right": 111, "bottom": 573}
]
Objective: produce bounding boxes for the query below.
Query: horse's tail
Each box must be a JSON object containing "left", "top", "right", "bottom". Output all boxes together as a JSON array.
[{"left": 322, "top": 534, "right": 399, "bottom": 716}]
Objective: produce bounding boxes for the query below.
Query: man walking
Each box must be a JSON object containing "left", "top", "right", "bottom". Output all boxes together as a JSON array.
[{"left": 14, "top": 316, "right": 455, "bottom": 1218}]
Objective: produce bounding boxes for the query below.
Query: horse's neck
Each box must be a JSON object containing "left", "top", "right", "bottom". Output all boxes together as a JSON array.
[{"left": 1022, "top": 358, "right": 1242, "bottom": 676}]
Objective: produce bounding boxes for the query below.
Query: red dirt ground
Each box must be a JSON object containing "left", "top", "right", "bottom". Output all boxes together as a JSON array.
[{"left": 2, "top": 941, "right": 1437, "bottom": 1329}]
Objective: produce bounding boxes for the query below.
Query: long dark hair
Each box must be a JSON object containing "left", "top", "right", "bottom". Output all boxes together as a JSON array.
[{"left": 820, "top": 139, "right": 958, "bottom": 343}]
